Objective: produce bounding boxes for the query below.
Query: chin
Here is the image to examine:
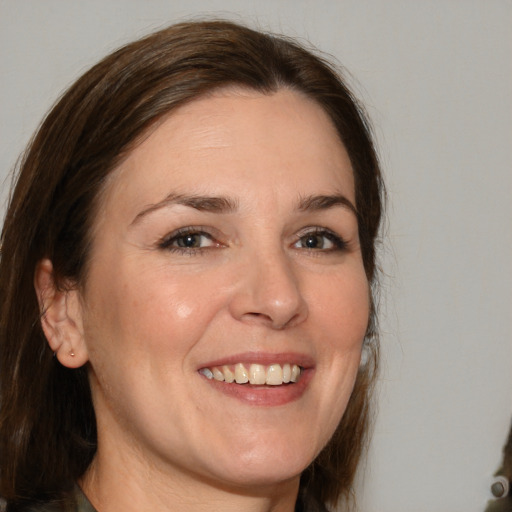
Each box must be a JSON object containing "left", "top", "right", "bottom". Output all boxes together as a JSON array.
[
  {"left": 203, "top": 439, "right": 317, "bottom": 491},
  {"left": 215, "top": 464, "right": 304, "bottom": 492}
]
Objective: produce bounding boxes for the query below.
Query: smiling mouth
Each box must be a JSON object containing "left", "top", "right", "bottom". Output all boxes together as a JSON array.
[{"left": 199, "top": 363, "right": 302, "bottom": 386}]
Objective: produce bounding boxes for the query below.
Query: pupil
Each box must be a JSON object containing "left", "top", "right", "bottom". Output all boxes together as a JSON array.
[
  {"left": 180, "top": 234, "right": 198, "bottom": 247},
  {"left": 305, "top": 235, "right": 320, "bottom": 248}
]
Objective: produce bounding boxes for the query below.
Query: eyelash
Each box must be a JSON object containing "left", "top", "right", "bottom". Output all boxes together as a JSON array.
[
  {"left": 293, "top": 228, "right": 348, "bottom": 253},
  {"left": 158, "top": 226, "right": 348, "bottom": 255},
  {"left": 158, "top": 227, "right": 220, "bottom": 255}
]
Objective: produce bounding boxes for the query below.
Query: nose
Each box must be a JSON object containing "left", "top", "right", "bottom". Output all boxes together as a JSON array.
[{"left": 229, "top": 249, "right": 308, "bottom": 330}]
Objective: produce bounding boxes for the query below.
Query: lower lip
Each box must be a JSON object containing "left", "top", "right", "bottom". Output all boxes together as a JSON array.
[{"left": 200, "top": 369, "right": 313, "bottom": 406}]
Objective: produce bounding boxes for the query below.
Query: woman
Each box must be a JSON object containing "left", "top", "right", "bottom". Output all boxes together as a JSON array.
[{"left": 0, "top": 20, "right": 384, "bottom": 512}]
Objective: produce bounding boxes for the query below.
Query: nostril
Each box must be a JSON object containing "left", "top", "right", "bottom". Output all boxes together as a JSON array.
[
  {"left": 243, "top": 311, "right": 273, "bottom": 322},
  {"left": 242, "top": 311, "right": 303, "bottom": 331}
]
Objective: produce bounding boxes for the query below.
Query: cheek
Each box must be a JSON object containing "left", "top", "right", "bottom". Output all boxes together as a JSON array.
[
  {"left": 311, "top": 268, "right": 370, "bottom": 348},
  {"left": 84, "top": 262, "right": 229, "bottom": 363},
  {"left": 299, "top": 267, "right": 370, "bottom": 451}
]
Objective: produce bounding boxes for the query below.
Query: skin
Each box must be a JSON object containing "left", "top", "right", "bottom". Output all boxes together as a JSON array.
[{"left": 37, "top": 88, "right": 370, "bottom": 512}]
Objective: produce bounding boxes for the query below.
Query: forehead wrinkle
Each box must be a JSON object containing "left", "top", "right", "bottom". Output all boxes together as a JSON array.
[{"left": 177, "top": 111, "right": 236, "bottom": 152}]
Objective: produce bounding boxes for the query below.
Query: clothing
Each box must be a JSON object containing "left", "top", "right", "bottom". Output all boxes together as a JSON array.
[
  {"left": 18, "top": 485, "right": 328, "bottom": 512},
  {"left": 17, "top": 487, "right": 95, "bottom": 512},
  {"left": 70, "top": 488, "right": 95, "bottom": 512}
]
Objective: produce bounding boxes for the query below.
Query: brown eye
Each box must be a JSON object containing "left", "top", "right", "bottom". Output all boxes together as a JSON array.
[
  {"left": 160, "top": 230, "right": 217, "bottom": 252},
  {"left": 300, "top": 234, "right": 331, "bottom": 249},
  {"left": 293, "top": 230, "right": 347, "bottom": 251},
  {"left": 175, "top": 233, "right": 206, "bottom": 248}
]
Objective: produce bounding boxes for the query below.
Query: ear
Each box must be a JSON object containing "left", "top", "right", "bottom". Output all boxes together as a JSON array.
[{"left": 34, "top": 259, "right": 89, "bottom": 368}]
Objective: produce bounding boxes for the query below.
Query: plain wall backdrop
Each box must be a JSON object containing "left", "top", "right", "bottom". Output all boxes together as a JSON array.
[{"left": 1, "top": 1, "right": 511, "bottom": 511}]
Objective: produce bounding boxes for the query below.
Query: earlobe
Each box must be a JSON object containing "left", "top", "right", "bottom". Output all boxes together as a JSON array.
[{"left": 34, "top": 259, "right": 89, "bottom": 368}]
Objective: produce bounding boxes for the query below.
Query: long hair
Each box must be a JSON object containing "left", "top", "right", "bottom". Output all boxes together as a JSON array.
[{"left": 0, "top": 20, "right": 384, "bottom": 510}]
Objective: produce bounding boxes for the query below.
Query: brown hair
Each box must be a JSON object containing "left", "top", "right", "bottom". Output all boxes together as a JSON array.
[{"left": 0, "top": 20, "right": 384, "bottom": 510}]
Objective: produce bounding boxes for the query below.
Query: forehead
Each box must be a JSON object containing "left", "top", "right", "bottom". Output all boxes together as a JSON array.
[{"left": 98, "top": 88, "right": 355, "bottom": 219}]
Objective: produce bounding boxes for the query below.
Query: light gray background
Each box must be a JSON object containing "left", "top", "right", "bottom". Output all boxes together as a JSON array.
[{"left": 1, "top": 1, "right": 511, "bottom": 511}]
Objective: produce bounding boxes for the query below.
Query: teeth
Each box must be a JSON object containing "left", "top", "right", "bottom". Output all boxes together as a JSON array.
[
  {"left": 234, "top": 363, "right": 249, "bottom": 384},
  {"left": 200, "top": 368, "right": 213, "bottom": 380},
  {"left": 212, "top": 368, "right": 224, "bottom": 382},
  {"left": 222, "top": 365, "right": 235, "bottom": 383},
  {"left": 249, "top": 364, "right": 266, "bottom": 385},
  {"left": 266, "top": 364, "right": 283, "bottom": 385},
  {"left": 282, "top": 363, "right": 291, "bottom": 383},
  {"left": 201, "top": 363, "right": 303, "bottom": 385}
]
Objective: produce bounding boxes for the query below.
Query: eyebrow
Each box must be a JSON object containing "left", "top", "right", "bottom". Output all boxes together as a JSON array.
[
  {"left": 297, "top": 194, "right": 358, "bottom": 216},
  {"left": 131, "top": 193, "right": 239, "bottom": 225},
  {"left": 131, "top": 192, "right": 357, "bottom": 226}
]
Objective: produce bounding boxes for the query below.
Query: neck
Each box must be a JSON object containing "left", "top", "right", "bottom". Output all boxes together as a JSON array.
[{"left": 79, "top": 444, "right": 300, "bottom": 512}]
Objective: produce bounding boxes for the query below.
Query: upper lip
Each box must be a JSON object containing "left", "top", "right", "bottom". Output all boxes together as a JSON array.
[{"left": 198, "top": 351, "right": 315, "bottom": 369}]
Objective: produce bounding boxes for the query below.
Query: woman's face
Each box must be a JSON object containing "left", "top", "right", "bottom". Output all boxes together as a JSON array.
[{"left": 76, "top": 88, "right": 369, "bottom": 491}]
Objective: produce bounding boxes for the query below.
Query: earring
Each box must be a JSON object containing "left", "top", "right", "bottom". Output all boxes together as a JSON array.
[
  {"left": 69, "top": 350, "right": 75, "bottom": 357},
  {"left": 360, "top": 344, "right": 369, "bottom": 367}
]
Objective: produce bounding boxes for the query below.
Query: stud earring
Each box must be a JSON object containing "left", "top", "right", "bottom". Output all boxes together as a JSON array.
[{"left": 69, "top": 350, "right": 75, "bottom": 357}]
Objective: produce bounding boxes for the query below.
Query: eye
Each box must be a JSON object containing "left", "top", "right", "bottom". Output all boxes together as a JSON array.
[
  {"left": 159, "top": 228, "right": 219, "bottom": 253},
  {"left": 172, "top": 232, "right": 213, "bottom": 249},
  {"left": 293, "top": 229, "right": 347, "bottom": 251}
]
